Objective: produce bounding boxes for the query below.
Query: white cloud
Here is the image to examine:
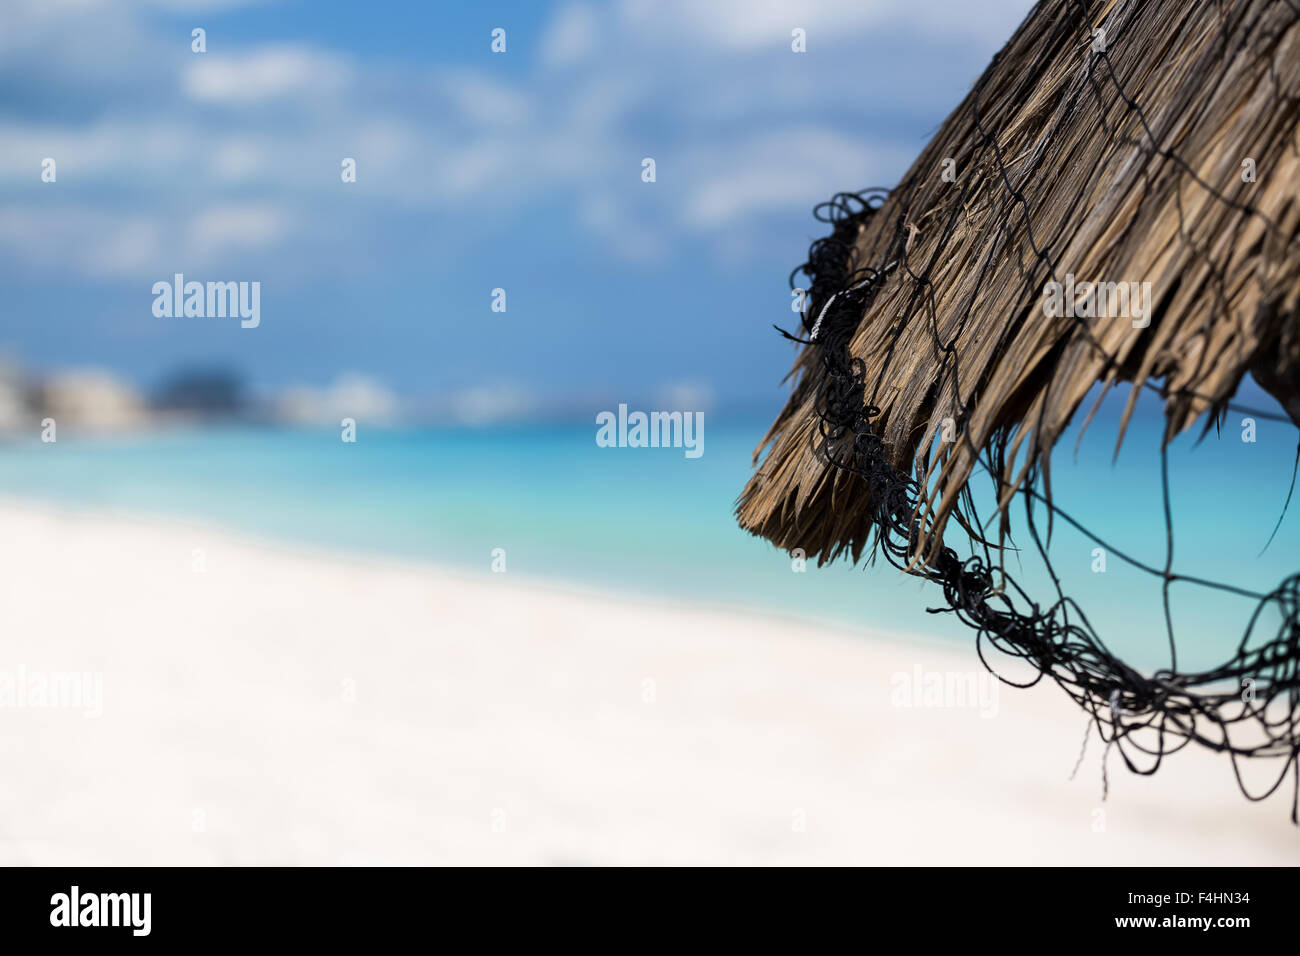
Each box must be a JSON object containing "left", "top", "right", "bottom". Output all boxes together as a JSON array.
[
  {"left": 87, "top": 218, "right": 166, "bottom": 276},
  {"left": 208, "top": 141, "right": 265, "bottom": 181},
  {"left": 436, "top": 70, "right": 531, "bottom": 127},
  {"left": 578, "top": 193, "right": 668, "bottom": 263},
  {"left": 0, "top": 207, "right": 111, "bottom": 272},
  {"left": 187, "top": 204, "right": 293, "bottom": 257},
  {"left": 615, "top": 0, "right": 1032, "bottom": 50},
  {"left": 0, "top": 202, "right": 293, "bottom": 279},
  {"left": 0, "top": 206, "right": 171, "bottom": 278},
  {"left": 540, "top": 2, "right": 600, "bottom": 67},
  {"left": 142, "top": 0, "right": 271, "bottom": 9},
  {"left": 0, "top": 0, "right": 1030, "bottom": 280},
  {"left": 183, "top": 46, "right": 351, "bottom": 104},
  {"left": 0, "top": 121, "right": 193, "bottom": 179},
  {"left": 682, "top": 129, "right": 912, "bottom": 229}
]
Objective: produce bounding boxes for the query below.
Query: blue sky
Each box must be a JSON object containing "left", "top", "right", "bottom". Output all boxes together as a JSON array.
[{"left": 0, "top": 0, "right": 1034, "bottom": 410}]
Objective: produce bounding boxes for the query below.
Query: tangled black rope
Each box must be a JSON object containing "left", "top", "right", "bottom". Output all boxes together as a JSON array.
[{"left": 777, "top": 1, "right": 1300, "bottom": 819}]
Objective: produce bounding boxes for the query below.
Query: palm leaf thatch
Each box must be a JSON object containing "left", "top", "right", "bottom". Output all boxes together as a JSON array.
[{"left": 737, "top": 0, "right": 1300, "bottom": 567}]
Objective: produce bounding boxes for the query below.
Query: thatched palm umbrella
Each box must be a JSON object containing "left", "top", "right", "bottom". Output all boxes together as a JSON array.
[{"left": 738, "top": 0, "right": 1300, "bottom": 814}]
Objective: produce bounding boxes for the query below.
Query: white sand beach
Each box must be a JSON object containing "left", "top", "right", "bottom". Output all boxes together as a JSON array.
[{"left": 0, "top": 500, "right": 1294, "bottom": 866}]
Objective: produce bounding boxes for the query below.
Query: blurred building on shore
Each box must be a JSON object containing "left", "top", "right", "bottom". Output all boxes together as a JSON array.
[{"left": 40, "top": 369, "right": 147, "bottom": 433}]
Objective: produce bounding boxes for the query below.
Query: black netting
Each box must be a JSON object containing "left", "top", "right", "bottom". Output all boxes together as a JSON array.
[{"left": 775, "top": 1, "right": 1300, "bottom": 819}]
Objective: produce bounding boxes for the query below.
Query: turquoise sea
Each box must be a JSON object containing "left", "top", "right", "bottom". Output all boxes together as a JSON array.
[{"left": 0, "top": 389, "right": 1294, "bottom": 674}]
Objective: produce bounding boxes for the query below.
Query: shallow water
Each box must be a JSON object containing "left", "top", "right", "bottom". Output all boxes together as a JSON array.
[{"left": 0, "top": 392, "right": 1294, "bottom": 674}]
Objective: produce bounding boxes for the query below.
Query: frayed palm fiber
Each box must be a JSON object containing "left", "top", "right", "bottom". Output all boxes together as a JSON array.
[{"left": 737, "top": 0, "right": 1300, "bottom": 817}]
